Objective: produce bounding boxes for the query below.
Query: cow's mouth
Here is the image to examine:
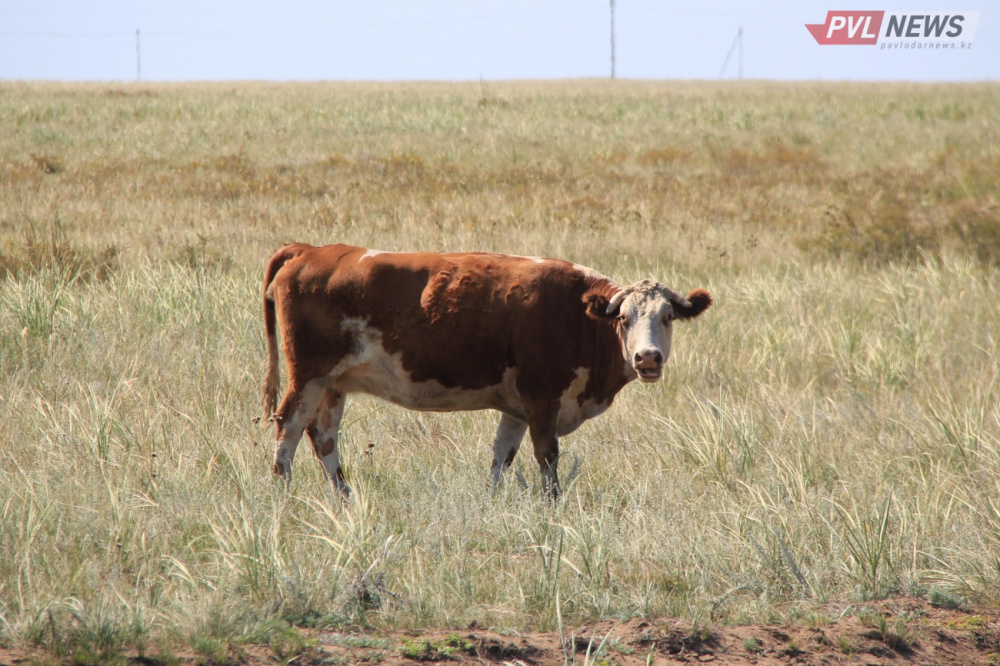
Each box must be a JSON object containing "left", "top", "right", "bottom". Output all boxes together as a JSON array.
[{"left": 636, "top": 367, "right": 662, "bottom": 381}]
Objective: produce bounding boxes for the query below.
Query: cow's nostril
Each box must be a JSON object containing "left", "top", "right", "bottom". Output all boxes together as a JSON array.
[{"left": 635, "top": 350, "right": 664, "bottom": 366}]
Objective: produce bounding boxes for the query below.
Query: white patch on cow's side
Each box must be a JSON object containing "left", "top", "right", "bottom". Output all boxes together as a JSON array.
[
  {"left": 554, "top": 367, "right": 612, "bottom": 436},
  {"left": 557, "top": 367, "right": 590, "bottom": 427},
  {"left": 490, "top": 414, "right": 528, "bottom": 482},
  {"left": 325, "top": 323, "right": 522, "bottom": 415},
  {"left": 358, "top": 249, "right": 388, "bottom": 262}
]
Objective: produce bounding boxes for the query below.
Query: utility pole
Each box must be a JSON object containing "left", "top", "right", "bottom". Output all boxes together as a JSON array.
[
  {"left": 610, "top": 0, "right": 616, "bottom": 79},
  {"left": 136, "top": 28, "right": 141, "bottom": 82},
  {"left": 738, "top": 26, "right": 743, "bottom": 80},
  {"left": 718, "top": 26, "right": 744, "bottom": 80}
]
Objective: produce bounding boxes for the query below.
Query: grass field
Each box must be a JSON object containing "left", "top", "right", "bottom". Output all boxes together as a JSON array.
[{"left": 1, "top": 80, "right": 1000, "bottom": 663}]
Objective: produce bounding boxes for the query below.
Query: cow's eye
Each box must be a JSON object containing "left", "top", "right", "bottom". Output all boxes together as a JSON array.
[
  {"left": 619, "top": 316, "right": 630, "bottom": 329},
  {"left": 663, "top": 314, "right": 674, "bottom": 324}
]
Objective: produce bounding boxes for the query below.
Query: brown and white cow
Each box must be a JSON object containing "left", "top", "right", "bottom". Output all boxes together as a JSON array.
[{"left": 261, "top": 243, "right": 711, "bottom": 497}]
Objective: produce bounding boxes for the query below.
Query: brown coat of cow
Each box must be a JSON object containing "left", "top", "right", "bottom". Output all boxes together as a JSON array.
[{"left": 262, "top": 243, "right": 711, "bottom": 496}]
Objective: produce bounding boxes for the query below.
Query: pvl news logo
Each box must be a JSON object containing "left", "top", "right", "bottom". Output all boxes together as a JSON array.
[{"left": 806, "top": 11, "right": 979, "bottom": 49}]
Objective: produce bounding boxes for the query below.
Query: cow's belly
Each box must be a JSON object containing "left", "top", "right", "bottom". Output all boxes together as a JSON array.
[
  {"left": 327, "top": 319, "right": 520, "bottom": 412},
  {"left": 332, "top": 355, "right": 522, "bottom": 414},
  {"left": 324, "top": 326, "right": 609, "bottom": 431}
]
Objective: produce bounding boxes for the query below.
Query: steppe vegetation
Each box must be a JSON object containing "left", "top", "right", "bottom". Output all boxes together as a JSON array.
[{"left": 1, "top": 80, "right": 999, "bottom": 663}]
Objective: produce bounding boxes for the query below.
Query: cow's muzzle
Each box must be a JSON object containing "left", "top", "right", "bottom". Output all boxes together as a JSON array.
[{"left": 633, "top": 349, "right": 663, "bottom": 382}]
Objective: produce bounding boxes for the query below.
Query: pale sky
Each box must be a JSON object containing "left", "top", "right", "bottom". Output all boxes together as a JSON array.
[{"left": 0, "top": 1, "right": 994, "bottom": 81}]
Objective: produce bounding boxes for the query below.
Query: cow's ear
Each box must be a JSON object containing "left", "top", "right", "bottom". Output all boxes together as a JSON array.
[
  {"left": 584, "top": 292, "right": 622, "bottom": 320},
  {"left": 584, "top": 293, "right": 613, "bottom": 320},
  {"left": 673, "top": 288, "right": 712, "bottom": 320}
]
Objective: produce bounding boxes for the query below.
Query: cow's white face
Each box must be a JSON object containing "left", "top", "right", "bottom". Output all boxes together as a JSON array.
[{"left": 599, "top": 280, "right": 712, "bottom": 383}]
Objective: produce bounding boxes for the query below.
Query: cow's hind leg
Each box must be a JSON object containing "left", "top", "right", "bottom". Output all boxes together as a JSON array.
[
  {"left": 272, "top": 379, "right": 326, "bottom": 485},
  {"left": 306, "top": 388, "right": 350, "bottom": 496},
  {"left": 490, "top": 413, "right": 527, "bottom": 483}
]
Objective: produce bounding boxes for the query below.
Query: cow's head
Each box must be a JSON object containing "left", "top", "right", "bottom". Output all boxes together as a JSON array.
[{"left": 586, "top": 280, "right": 712, "bottom": 382}]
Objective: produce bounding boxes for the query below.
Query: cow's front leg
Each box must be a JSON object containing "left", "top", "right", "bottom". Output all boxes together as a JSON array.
[
  {"left": 272, "top": 379, "right": 325, "bottom": 485},
  {"left": 526, "top": 409, "right": 561, "bottom": 499},
  {"left": 490, "top": 413, "right": 528, "bottom": 483},
  {"left": 306, "top": 388, "right": 350, "bottom": 496}
]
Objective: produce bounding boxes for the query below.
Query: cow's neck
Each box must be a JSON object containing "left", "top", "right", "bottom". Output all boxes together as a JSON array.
[
  {"left": 575, "top": 316, "right": 633, "bottom": 411},
  {"left": 591, "top": 321, "right": 634, "bottom": 402}
]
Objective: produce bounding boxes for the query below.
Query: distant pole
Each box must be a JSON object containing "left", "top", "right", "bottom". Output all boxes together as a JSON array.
[
  {"left": 609, "top": 0, "right": 616, "bottom": 79},
  {"left": 738, "top": 26, "right": 743, "bottom": 80},
  {"left": 136, "top": 28, "right": 141, "bottom": 82},
  {"left": 718, "top": 26, "right": 743, "bottom": 80}
]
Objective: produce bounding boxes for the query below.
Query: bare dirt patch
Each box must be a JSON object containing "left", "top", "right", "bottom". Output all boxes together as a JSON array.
[{"left": 2, "top": 598, "right": 999, "bottom": 665}]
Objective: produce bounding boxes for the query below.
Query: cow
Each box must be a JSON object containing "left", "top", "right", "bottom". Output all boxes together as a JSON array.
[{"left": 261, "top": 243, "right": 711, "bottom": 497}]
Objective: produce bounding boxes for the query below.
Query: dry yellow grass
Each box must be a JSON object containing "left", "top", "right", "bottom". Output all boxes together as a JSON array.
[{"left": 1, "top": 80, "right": 999, "bottom": 661}]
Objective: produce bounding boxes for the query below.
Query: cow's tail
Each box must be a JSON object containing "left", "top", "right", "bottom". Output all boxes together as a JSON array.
[{"left": 261, "top": 245, "right": 301, "bottom": 425}]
